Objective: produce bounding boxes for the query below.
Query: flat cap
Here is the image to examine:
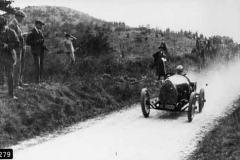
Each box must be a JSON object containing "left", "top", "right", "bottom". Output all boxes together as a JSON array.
[
  {"left": 176, "top": 65, "right": 183, "bottom": 71},
  {"left": 65, "top": 33, "right": 77, "bottom": 40},
  {"left": 15, "top": 10, "right": 26, "bottom": 17},
  {"left": 35, "top": 20, "right": 45, "bottom": 25},
  {"left": 65, "top": 33, "right": 71, "bottom": 37}
]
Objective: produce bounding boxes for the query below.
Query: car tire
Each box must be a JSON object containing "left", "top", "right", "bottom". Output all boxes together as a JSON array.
[
  {"left": 188, "top": 92, "right": 197, "bottom": 122},
  {"left": 140, "top": 88, "right": 150, "bottom": 118},
  {"left": 198, "top": 88, "right": 205, "bottom": 113}
]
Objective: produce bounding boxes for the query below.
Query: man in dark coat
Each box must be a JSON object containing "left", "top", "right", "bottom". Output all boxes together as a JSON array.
[
  {"left": 152, "top": 42, "right": 168, "bottom": 80},
  {"left": 0, "top": 16, "right": 19, "bottom": 99},
  {"left": 26, "top": 20, "right": 48, "bottom": 85}
]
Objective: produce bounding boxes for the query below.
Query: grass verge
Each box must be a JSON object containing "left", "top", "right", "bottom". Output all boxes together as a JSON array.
[{"left": 188, "top": 98, "right": 240, "bottom": 160}]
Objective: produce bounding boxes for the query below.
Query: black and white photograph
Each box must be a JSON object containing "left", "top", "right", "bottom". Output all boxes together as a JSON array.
[{"left": 0, "top": 0, "right": 240, "bottom": 159}]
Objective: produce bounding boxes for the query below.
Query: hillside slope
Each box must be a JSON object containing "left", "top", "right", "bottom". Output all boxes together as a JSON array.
[{"left": 22, "top": 5, "right": 105, "bottom": 26}]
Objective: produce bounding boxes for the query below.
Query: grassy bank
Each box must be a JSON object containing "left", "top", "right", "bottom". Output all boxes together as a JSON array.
[
  {"left": 188, "top": 98, "right": 240, "bottom": 160},
  {"left": 0, "top": 75, "right": 144, "bottom": 148}
]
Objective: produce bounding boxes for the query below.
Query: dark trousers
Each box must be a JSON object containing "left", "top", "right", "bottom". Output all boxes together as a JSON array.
[
  {"left": 156, "top": 60, "right": 166, "bottom": 80},
  {"left": 31, "top": 48, "right": 44, "bottom": 84},
  {"left": 0, "top": 54, "right": 14, "bottom": 96}
]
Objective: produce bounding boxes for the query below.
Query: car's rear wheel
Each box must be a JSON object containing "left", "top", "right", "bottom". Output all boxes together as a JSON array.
[
  {"left": 140, "top": 88, "right": 150, "bottom": 117},
  {"left": 188, "top": 92, "right": 197, "bottom": 122},
  {"left": 198, "top": 88, "right": 205, "bottom": 113}
]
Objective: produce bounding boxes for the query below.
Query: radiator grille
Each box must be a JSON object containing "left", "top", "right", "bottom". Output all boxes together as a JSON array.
[{"left": 159, "top": 80, "right": 178, "bottom": 104}]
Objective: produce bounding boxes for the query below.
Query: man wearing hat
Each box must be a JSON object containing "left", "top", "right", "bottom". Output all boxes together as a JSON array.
[
  {"left": 26, "top": 20, "right": 48, "bottom": 85},
  {"left": 0, "top": 15, "right": 20, "bottom": 99},
  {"left": 9, "top": 10, "right": 29, "bottom": 89},
  {"left": 152, "top": 41, "right": 168, "bottom": 81}
]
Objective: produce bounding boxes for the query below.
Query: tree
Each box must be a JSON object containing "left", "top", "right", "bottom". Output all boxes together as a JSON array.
[
  {"left": 0, "top": 0, "right": 19, "bottom": 14},
  {"left": 75, "top": 29, "right": 112, "bottom": 57}
]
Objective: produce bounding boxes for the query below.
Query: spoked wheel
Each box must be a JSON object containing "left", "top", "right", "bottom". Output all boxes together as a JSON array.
[
  {"left": 198, "top": 88, "right": 205, "bottom": 113},
  {"left": 140, "top": 88, "right": 150, "bottom": 118},
  {"left": 188, "top": 92, "right": 197, "bottom": 122}
]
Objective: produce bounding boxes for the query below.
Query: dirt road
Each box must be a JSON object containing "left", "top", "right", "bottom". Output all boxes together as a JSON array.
[{"left": 12, "top": 61, "right": 240, "bottom": 160}]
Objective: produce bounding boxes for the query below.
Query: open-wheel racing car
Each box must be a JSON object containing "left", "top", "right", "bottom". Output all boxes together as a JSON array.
[{"left": 140, "top": 73, "right": 206, "bottom": 122}]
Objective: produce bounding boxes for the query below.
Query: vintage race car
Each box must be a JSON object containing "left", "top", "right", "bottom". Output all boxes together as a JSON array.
[{"left": 140, "top": 73, "right": 206, "bottom": 122}]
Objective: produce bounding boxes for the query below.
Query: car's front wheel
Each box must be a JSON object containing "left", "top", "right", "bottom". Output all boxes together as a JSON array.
[
  {"left": 188, "top": 92, "right": 197, "bottom": 122},
  {"left": 198, "top": 88, "right": 205, "bottom": 113},
  {"left": 140, "top": 88, "right": 150, "bottom": 118}
]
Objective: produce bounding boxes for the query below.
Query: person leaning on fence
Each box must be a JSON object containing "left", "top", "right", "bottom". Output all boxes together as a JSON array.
[
  {"left": 0, "top": 16, "right": 20, "bottom": 99},
  {"left": 8, "top": 10, "right": 29, "bottom": 89},
  {"left": 26, "top": 20, "right": 48, "bottom": 85},
  {"left": 152, "top": 42, "right": 168, "bottom": 81},
  {"left": 63, "top": 33, "right": 76, "bottom": 74}
]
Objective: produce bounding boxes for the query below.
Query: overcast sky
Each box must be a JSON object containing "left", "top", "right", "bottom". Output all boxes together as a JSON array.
[{"left": 9, "top": 0, "right": 240, "bottom": 43}]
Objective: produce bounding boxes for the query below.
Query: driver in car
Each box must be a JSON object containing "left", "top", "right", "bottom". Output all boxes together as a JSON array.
[{"left": 176, "top": 65, "right": 185, "bottom": 75}]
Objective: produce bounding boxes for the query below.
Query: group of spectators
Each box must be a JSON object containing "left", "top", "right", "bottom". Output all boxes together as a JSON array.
[
  {"left": 0, "top": 10, "right": 189, "bottom": 99},
  {"left": 0, "top": 10, "right": 76, "bottom": 100}
]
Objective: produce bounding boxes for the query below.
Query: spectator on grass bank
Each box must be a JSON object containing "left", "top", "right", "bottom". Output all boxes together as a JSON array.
[
  {"left": 152, "top": 41, "right": 168, "bottom": 81},
  {"left": 0, "top": 16, "right": 19, "bottom": 99},
  {"left": 63, "top": 33, "right": 76, "bottom": 71},
  {"left": 26, "top": 20, "right": 48, "bottom": 85},
  {"left": 8, "top": 10, "right": 29, "bottom": 89},
  {"left": 56, "top": 33, "right": 77, "bottom": 76}
]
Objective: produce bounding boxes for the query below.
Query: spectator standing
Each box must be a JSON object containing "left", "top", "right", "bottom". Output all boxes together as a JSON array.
[
  {"left": 0, "top": 16, "right": 20, "bottom": 99},
  {"left": 8, "top": 10, "right": 28, "bottom": 89},
  {"left": 63, "top": 33, "right": 76, "bottom": 73},
  {"left": 26, "top": 20, "right": 48, "bottom": 85},
  {"left": 152, "top": 41, "right": 168, "bottom": 81}
]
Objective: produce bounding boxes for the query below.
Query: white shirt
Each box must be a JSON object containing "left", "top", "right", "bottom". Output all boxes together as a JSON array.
[{"left": 63, "top": 38, "right": 75, "bottom": 54}]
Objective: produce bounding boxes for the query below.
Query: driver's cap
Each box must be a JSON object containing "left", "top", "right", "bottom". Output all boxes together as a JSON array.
[{"left": 176, "top": 65, "right": 183, "bottom": 72}]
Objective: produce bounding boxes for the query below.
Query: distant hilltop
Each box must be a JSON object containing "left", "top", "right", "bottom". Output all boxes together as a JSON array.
[{"left": 22, "top": 5, "right": 106, "bottom": 26}]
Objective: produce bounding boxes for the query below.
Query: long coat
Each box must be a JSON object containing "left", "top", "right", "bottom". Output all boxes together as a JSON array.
[
  {"left": 152, "top": 48, "right": 167, "bottom": 79},
  {"left": 27, "top": 27, "right": 46, "bottom": 52},
  {"left": 26, "top": 27, "right": 47, "bottom": 83}
]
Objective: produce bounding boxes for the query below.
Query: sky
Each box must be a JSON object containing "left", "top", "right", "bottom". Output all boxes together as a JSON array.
[{"left": 6, "top": 0, "right": 240, "bottom": 43}]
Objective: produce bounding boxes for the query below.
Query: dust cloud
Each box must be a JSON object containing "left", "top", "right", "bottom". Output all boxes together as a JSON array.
[
  {"left": 189, "top": 59, "right": 240, "bottom": 114},
  {"left": 178, "top": 59, "right": 240, "bottom": 159}
]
